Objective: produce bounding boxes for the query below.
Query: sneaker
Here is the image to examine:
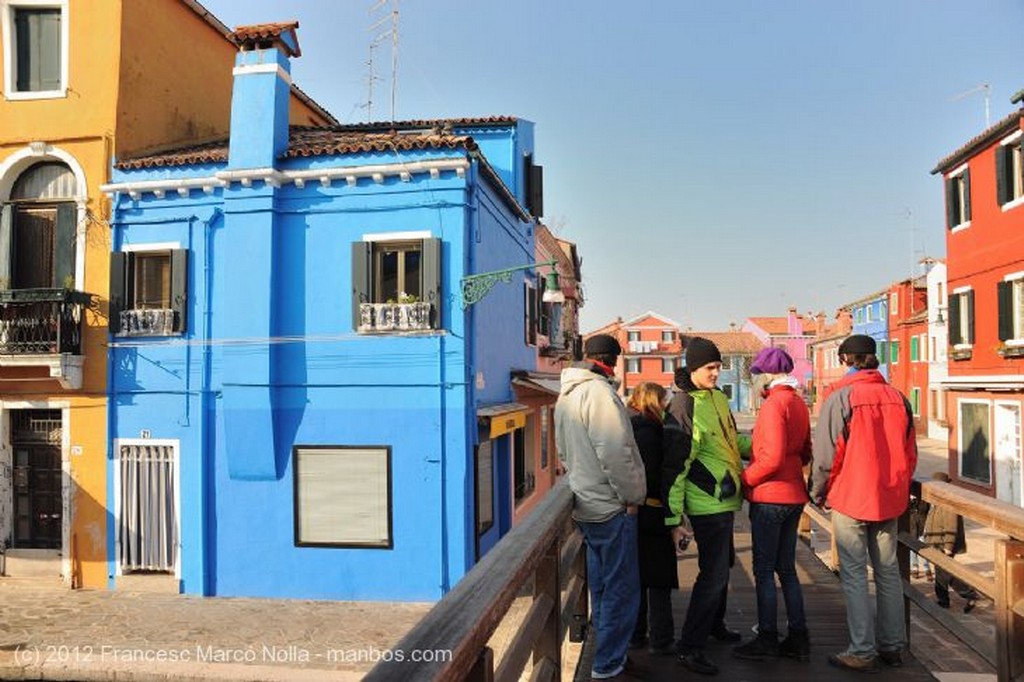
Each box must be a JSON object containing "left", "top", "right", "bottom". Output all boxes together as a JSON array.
[
  {"left": 828, "top": 652, "right": 879, "bottom": 674},
  {"left": 778, "top": 628, "right": 810, "bottom": 661},
  {"left": 678, "top": 650, "right": 719, "bottom": 675},
  {"left": 878, "top": 649, "right": 903, "bottom": 667},
  {"left": 710, "top": 623, "right": 742, "bottom": 643}
]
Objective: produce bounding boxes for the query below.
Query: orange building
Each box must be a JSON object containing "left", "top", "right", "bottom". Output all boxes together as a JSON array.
[
  {"left": 931, "top": 105, "right": 1024, "bottom": 504},
  {"left": 0, "top": 0, "right": 332, "bottom": 588}
]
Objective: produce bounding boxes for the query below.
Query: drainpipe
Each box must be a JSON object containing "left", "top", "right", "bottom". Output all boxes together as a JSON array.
[{"left": 201, "top": 208, "right": 222, "bottom": 596}]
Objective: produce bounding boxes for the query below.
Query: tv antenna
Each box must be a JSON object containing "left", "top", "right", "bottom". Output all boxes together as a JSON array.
[
  {"left": 364, "top": 0, "right": 399, "bottom": 121},
  {"left": 951, "top": 83, "right": 991, "bottom": 128}
]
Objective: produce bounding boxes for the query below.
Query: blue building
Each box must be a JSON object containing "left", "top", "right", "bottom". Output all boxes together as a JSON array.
[
  {"left": 101, "top": 24, "right": 548, "bottom": 601},
  {"left": 847, "top": 289, "right": 890, "bottom": 379},
  {"left": 683, "top": 331, "right": 764, "bottom": 413}
]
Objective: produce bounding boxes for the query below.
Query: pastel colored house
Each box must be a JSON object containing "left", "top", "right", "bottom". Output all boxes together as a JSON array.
[
  {"left": 585, "top": 311, "right": 683, "bottom": 398},
  {"left": 102, "top": 23, "right": 553, "bottom": 600},
  {"left": 926, "top": 259, "right": 950, "bottom": 441},
  {"left": 846, "top": 289, "right": 890, "bottom": 380},
  {"left": 807, "top": 309, "right": 853, "bottom": 413},
  {"left": 743, "top": 308, "right": 816, "bottom": 394},
  {"left": 0, "top": 0, "right": 331, "bottom": 588},
  {"left": 932, "top": 103, "right": 1024, "bottom": 505}
]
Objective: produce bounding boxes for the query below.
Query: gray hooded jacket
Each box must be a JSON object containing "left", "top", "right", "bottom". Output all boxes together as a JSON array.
[{"left": 555, "top": 365, "right": 646, "bottom": 522}]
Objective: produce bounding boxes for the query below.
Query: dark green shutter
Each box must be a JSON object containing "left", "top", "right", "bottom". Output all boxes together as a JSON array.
[
  {"left": 351, "top": 242, "right": 371, "bottom": 330},
  {"left": 170, "top": 249, "right": 188, "bottom": 333},
  {"left": 963, "top": 169, "right": 972, "bottom": 222},
  {"left": 966, "top": 289, "right": 975, "bottom": 344},
  {"left": 998, "top": 281, "right": 1014, "bottom": 341},
  {"left": 945, "top": 178, "right": 956, "bottom": 230},
  {"left": 53, "top": 202, "right": 75, "bottom": 288},
  {"left": 420, "top": 238, "right": 441, "bottom": 329},
  {"left": 949, "top": 294, "right": 962, "bottom": 345},
  {"left": 109, "top": 252, "right": 127, "bottom": 333},
  {"left": 0, "top": 204, "right": 12, "bottom": 289},
  {"left": 525, "top": 283, "right": 537, "bottom": 345},
  {"left": 997, "top": 146, "right": 1010, "bottom": 205}
]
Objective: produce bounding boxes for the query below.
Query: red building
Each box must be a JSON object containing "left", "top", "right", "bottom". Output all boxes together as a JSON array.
[
  {"left": 807, "top": 309, "right": 853, "bottom": 413},
  {"left": 932, "top": 105, "right": 1024, "bottom": 505},
  {"left": 887, "top": 278, "right": 930, "bottom": 434},
  {"left": 585, "top": 311, "right": 683, "bottom": 397}
]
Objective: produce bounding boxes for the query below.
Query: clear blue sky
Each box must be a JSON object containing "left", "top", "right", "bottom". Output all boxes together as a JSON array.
[{"left": 203, "top": 0, "right": 1024, "bottom": 332}]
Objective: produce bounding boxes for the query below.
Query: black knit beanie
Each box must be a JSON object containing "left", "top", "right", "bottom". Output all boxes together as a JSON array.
[{"left": 685, "top": 337, "right": 722, "bottom": 372}]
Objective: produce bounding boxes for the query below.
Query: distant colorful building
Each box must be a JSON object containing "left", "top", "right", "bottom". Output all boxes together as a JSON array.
[
  {"left": 743, "top": 308, "right": 816, "bottom": 394},
  {"left": 932, "top": 104, "right": 1024, "bottom": 505},
  {"left": 926, "top": 259, "right": 950, "bottom": 441},
  {"left": 681, "top": 331, "right": 763, "bottom": 413},
  {"left": 807, "top": 309, "right": 853, "bottom": 413},
  {"left": 102, "top": 22, "right": 556, "bottom": 600},
  {"left": 887, "top": 277, "right": 930, "bottom": 433},
  {"left": 846, "top": 289, "right": 891, "bottom": 380}
]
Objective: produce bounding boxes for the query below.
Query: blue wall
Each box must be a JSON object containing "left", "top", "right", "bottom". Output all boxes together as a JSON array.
[
  {"left": 850, "top": 295, "right": 889, "bottom": 379},
  {"left": 108, "top": 132, "right": 537, "bottom": 600}
]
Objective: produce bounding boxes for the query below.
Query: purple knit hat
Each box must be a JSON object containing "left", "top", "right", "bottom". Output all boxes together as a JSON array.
[{"left": 750, "top": 347, "right": 794, "bottom": 375}]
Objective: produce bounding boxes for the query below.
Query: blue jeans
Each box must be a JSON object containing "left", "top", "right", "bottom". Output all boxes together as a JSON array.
[
  {"left": 578, "top": 511, "right": 640, "bottom": 678},
  {"left": 749, "top": 502, "right": 807, "bottom": 634},
  {"left": 831, "top": 511, "right": 906, "bottom": 658},
  {"left": 678, "top": 511, "right": 734, "bottom": 652}
]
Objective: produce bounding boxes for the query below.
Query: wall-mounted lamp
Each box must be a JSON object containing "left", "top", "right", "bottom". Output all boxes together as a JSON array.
[
  {"left": 460, "top": 259, "right": 564, "bottom": 309},
  {"left": 934, "top": 306, "right": 947, "bottom": 324}
]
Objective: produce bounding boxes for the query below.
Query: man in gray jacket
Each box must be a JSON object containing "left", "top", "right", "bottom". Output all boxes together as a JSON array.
[{"left": 556, "top": 334, "right": 647, "bottom": 681}]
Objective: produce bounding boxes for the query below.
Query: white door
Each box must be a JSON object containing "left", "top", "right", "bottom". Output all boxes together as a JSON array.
[{"left": 994, "top": 401, "right": 1022, "bottom": 506}]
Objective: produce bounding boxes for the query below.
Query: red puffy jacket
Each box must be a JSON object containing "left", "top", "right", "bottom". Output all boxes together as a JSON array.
[
  {"left": 809, "top": 370, "right": 917, "bottom": 521},
  {"left": 742, "top": 383, "right": 811, "bottom": 504}
]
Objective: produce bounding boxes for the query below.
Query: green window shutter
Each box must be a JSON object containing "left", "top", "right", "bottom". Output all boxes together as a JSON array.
[
  {"left": 948, "top": 294, "right": 962, "bottom": 345},
  {"left": 997, "top": 146, "right": 1010, "bottom": 205},
  {"left": 420, "top": 238, "right": 441, "bottom": 329},
  {"left": 52, "top": 202, "right": 75, "bottom": 288},
  {"left": 351, "top": 242, "right": 371, "bottom": 330},
  {"left": 109, "top": 252, "right": 127, "bottom": 333},
  {"left": 170, "top": 249, "right": 188, "bottom": 333},
  {"left": 945, "top": 178, "right": 956, "bottom": 230},
  {"left": 879, "top": 340, "right": 887, "bottom": 365},
  {"left": 963, "top": 169, "right": 972, "bottom": 222},
  {"left": 891, "top": 340, "right": 899, "bottom": 364},
  {"left": 998, "top": 281, "right": 1014, "bottom": 341},
  {"left": 0, "top": 204, "right": 12, "bottom": 289},
  {"left": 966, "top": 289, "right": 975, "bottom": 344},
  {"left": 910, "top": 336, "right": 919, "bottom": 361}
]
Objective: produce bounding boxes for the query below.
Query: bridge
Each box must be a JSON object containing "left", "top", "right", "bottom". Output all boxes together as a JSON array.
[{"left": 367, "top": 478, "right": 1024, "bottom": 682}]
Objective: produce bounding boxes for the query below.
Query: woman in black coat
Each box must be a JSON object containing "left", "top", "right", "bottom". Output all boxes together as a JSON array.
[{"left": 627, "top": 382, "right": 683, "bottom": 655}]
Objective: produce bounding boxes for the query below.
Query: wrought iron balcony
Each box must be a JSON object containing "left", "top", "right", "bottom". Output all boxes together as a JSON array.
[
  {"left": 0, "top": 288, "right": 92, "bottom": 355},
  {"left": 358, "top": 302, "right": 436, "bottom": 333},
  {"left": 120, "top": 308, "right": 175, "bottom": 337}
]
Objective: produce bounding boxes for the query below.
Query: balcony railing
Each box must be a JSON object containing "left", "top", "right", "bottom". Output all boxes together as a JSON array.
[
  {"left": 120, "top": 308, "right": 175, "bottom": 337},
  {"left": 0, "top": 288, "right": 92, "bottom": 355},
  {"left": 359, "top": 302, "right": 436, "bottom": 333}
]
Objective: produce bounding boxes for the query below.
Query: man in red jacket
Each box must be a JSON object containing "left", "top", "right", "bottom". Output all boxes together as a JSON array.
[{"left": 810, "top": 334, "right": 917, "bottom": 673}]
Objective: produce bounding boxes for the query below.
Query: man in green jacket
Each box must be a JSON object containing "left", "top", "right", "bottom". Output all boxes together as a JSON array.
[{"left": 666, "top": 337, "right": 751, "bottom": 676}]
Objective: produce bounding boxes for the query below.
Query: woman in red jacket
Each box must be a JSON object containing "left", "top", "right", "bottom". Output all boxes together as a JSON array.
[{"left": 733, "top": 348, "right": 811, "bottom": 662}]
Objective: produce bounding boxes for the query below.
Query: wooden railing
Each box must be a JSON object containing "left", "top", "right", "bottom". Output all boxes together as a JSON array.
[
  {"left": 800, "top": 478, "right": 1024, "bottom": 682},
  {"left": 365, "top": 480, "right": 587, "bottom": 682}
]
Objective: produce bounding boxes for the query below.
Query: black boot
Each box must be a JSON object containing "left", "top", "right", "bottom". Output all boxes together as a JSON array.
[
  {"left": 733, "top": 631, "right": 779, "bottom": 660},
  {"left": 778, "top": 628, "right": 810, "bottom": 662}
]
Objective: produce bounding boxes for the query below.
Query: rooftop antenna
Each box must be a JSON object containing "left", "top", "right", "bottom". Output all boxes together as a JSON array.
[
  {"left": 366, "top": 0, "right": 399, "bottom": 122},
  {"left": 951, "top": 83, "right": 991, "bottom": 128}
]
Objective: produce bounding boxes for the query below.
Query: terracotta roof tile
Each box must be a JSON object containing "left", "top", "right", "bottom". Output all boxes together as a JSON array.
[
  {"left": 231, "top": 21, "right": 301, "bottom": 56},
  {"left": 684, "top": 331, "right": 764, "bottom": 355},
  {"left": 115, "top": 127, "right": 478, "bottom": 170},
  {"left": 932, "top": 109, "right": 1023, "bottom": 174}
]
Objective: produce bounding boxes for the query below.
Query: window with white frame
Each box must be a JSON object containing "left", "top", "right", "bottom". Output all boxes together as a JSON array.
[
  {"left": 945, "top": 167, "right": 971, "bottom": 229},
  {"left": 720, "top": 355, "right": 732, "bottom": 370},
  {"left": 293, "top": 446, "right": 392, "bottom": 547},
  {"left": 910, "top": 387, "right": 921, "bottom": 416},
  {"left": 855, "top": 308, "right": 863, "bottom": 324},
  {"left": 997, "top": 274, "right": 1024, "bottom": 344},
  {"left": 662, "top": 357, "right": 674, "bottom": 373},
  {"left": 352, "top": 237, "right": 441, "bottom": 332},
  {"left": 890, "top": 339, "right": 899, "bottom": 365},
  {"left": 910, "top": 336, "right": 919, "bottom": 362},
  {"left": 866, "top": 305, "right": 873, "bottom": 322},
  {"left": 628, "top": 330, "right": 640, "bottom": 342},
  {"left": 949, "top": 289, "right": 975, "bottom": 346},
  {"left": 958, "top": 401, "right": 991, "bottom": 484},
  {"left": 110, "top": 249, "right": 188, "bottom": 336},
  {"left": 661, "top": 330, "right": 674, "bottom": 342},
  {"left": 626, "top": 358, "right": 640, "bottom": 373},
  {"left": 996, "top": 134, "right": 1024, "bottom": 207},
  {"left": 890, "top": 292, "right": 898, "bottom": 316},
  {"left": 2, "top": 1, "right": 68, "bottom": 99}
]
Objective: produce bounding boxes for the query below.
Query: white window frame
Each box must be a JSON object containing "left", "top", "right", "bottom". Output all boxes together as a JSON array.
[
  {"left": 1000, "top": 131, "right": 1024, "bottom": 212},
  {"left": 910, "top": 387, "right": 921, "bottom": 416},
  {"left": 1, "top": 0, "right": 69, "bottom": 100},
  {"left": 890, "top": 338, "right": 899, "bottom": 365},
  {"left": 627, "top": 330, "right": 641, "bottom": 342},
  {"left": 957, "top": 399, "right": 993, "bottom": 485},
  {"left": 865, "top": 305, "right": 873, "bottom": 322},
  {"left": 948, "top": 164, "right": 972, "bottom": 232},
  {"left": 890, "top": 292, "right": 898, "bottom": 316},
  {"left": 662, "top": 357, "right": 674, "bottom": 373},
  {"left": 720, "top": 355, "right": 732, "bottom": 371},
  {"left": 952, "top": 286, "right": 974, "bottom": 349},
  {"left": 661, "top": 330, "right": 674, "bottom": 343},
  {"left": 626, "top": 358, "right": 640, "bottom": 374},
  {"left": 1003, "top": 272, "right": 1024, "bottom": 346}
]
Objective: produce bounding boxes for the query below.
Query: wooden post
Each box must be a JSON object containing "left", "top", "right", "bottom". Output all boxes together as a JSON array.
[
  {"left": 570, "top": 530, "right": 589, "bottom": 643},
  {"left": 533, "top": 539, "right": 561, "bottom": 679},
  {"left": 994, "top": 539, "right": 1024, "bottom": 682},
  {"left": 467, "top": 647, "right": 495, "bottom": 682}
]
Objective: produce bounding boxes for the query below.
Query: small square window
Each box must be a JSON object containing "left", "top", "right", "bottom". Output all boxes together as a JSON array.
[
  {"left": 352, "top": 238, "right": 441, "bottom": 333},
  {"left": 628, "top": 331, "right": 641, "bottom": 342},
  {"left": 110, "top": 249, "right": 188, "bottom": 336},
  {"left": 294, "top": 446, "right": 392, "bottom": 548},
  {"left": 662, "top": 357, "right": 674, "bottom": 373},
  {"left": 626, "top": 358, "right": 640, "bottom": 373},
  {"left": 661, "top": 330, "right": 673, "bottom": 342}
]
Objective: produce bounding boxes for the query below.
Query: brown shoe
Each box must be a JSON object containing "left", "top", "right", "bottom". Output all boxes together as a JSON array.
[{"left": 828, "top": 652, "right": 879, "bottom": 674}]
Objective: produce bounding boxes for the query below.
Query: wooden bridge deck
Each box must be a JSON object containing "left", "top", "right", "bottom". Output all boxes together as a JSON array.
[{"left": 576, "top": 514, "right": 936, "bottom": 681}]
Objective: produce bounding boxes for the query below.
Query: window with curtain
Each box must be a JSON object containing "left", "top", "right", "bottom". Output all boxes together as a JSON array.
[{"left": 119, "top": 443, "right": 177, "bottom": 572}]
